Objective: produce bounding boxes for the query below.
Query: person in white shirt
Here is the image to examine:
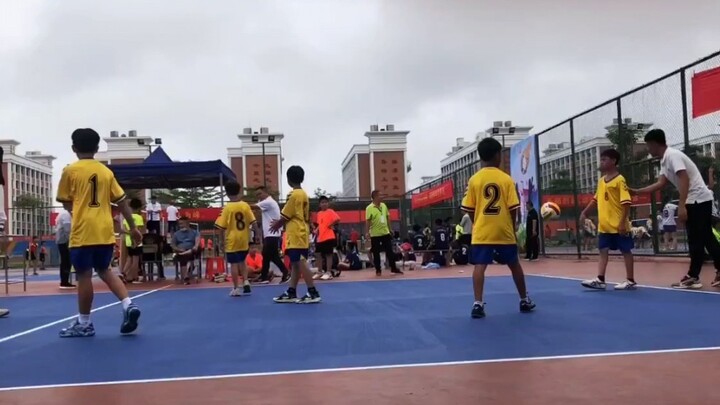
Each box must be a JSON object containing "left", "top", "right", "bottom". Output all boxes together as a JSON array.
[
  {"left": 165, "top": 202, "right": 179, "bottom": 235},
  {"left": 661, "top": 201, "right": 678, "bottom": 251},
  {"left": 252, "top": 187, "right": 290, "bottom": 283},
  {"left": 146, "top": 196, "right": 162, "bottom": 234},
  {"left": 55, "top": 209, "right": 75, "bottom": 289},
  {"left": 632, "top": 129, "right": 720, "bottom": 289}
]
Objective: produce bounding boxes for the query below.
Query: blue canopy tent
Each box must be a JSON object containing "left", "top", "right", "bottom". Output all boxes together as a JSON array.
[{"left": 107, "top": 147, "right": 237, "bottom": 189}]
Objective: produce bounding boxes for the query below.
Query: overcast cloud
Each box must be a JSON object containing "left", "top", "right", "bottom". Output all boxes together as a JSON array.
[{"left": 2, "top": 0, "right": 720, "bottom": 197}]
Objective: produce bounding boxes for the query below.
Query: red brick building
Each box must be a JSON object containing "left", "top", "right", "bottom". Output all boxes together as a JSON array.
[
  {"left": 341, "top": 125, "right": 409, "bottom": 199},
  {"left": 227, "top": 128, "right": 283, "bottom": 194}
]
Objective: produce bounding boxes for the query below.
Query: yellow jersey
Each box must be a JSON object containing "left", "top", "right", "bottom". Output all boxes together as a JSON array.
[
  {"left": 124, "top": 213, "right": 145, "bottom": 247},
  {"left": 461, "top": 167, "right": 520, "bottom": 245},
  {"left": 594, "top": 174, "right": 631, "bottom": 234},
  {"left": 214, "top": 201, "right": 256, "bottom": 253},
  {"left": 56, "top": 159, "right": 126, "bottom": 248},
  {"left": 281, "top": 188, "right": 310, "bottom": 249}
]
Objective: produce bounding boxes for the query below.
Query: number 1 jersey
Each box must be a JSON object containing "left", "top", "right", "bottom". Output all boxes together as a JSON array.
[
  {"left": 56, "top": 159, "right": 127, "bottom": 248},
  {"left": 215, "top": 201, "right": 256, "bottom": 253},
  {"left": 460, "top": 167, "right": 520, "bottom": 245}
]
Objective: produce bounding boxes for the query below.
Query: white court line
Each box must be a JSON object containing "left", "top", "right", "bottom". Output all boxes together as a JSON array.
[
  {"left": 0, "top": 285, "right": 171, "bottom": 344},
  {"left": 1, "top": 345, "right": 719, "bottom": 392},
  {"left": 530, "top": 273, "right": 720, "bottom": 295}
]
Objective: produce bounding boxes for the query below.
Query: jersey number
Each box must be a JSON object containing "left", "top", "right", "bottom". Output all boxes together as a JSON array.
[
  {"left": 234, "top": 213, "right": 245, "bottom": 230},
  {"left": 88, "top": 174, "right": 100, "bottom": 207},
  {"left": 439, "top": 233, "right": 446, "bottom": 242},
  {"left": 483, "top": 184, "right": 501, "bottom": 215}
]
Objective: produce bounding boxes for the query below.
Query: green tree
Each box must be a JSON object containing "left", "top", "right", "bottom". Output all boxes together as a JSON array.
[
  {"left": 14, "top": 194, "right": 44, "bottom": 209},
  {"left": 313, "top": 187, "right": 329, "bottom": 198},
  {"left": 545, "top": 170, "right": 574, "bottom": 193},
  {"left": 155, "top": 188, "right": 222, "bottom": 208},
  {"left": 14, "top": 194, "right": 47, "bottom": 236},
  {"left": 606, "top": 124, "right": 649, "bottom": 186}
]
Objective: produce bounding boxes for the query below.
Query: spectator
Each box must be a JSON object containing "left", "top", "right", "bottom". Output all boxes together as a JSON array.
[
  {"left": 170, "top": 217, "right": 200, "bottom": 285},
  {"left": 55, "top": 208, "right": 74, "bottom": 289},
  {"left": 166, "top": 201, "right": 179, "bottom": 235},
  {"left": 146, "top": 195, "right": 162, "bottom": 234},
  {"left": 246, "top": 247, "right": 264, "bottom": 282}
]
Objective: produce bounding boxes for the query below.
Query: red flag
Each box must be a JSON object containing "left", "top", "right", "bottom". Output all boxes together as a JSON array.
[{"left": 692, "top": 66, "right": 720, "bottom": 119}]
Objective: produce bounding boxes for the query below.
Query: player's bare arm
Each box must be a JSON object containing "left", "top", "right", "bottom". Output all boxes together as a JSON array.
[
  {"left": 117, "top": 199, "right": 141, "bottom": 243},
  {"left": 676, "top": 170, "right": 689, "bottom": 222},
  {"left": 631, "top": 175, "right": 668, "bottom": 195},
  {"left": 269, "top": 216, "right": 287, "bottom": 233},
  {"left": 579, "top": 200, "right": 597, "bottom": 223}
]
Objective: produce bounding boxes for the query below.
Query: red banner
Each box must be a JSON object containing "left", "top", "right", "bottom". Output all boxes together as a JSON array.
[
  {"left": 542, "top": 192, "right": 661, "bottom": 208},
  {"left": 411, "top": 180, "right": 455, "bottom": 209},
  {"left": 692, "top": 65, "right": 720, "bottom": 119},
  {"left": 181, "top": 207, "right": 400, "bottom": 224}
]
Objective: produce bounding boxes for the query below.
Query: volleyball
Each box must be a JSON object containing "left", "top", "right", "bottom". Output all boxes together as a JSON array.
[{"left": 540, "top": 201, "right": 561, "bottom": 219}]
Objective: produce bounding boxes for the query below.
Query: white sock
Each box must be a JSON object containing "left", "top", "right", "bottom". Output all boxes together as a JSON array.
[
  {"left": 121, "top": 297, "right": 132, "bottom": 310},
  {"left": 474, "top": 301, "right": 483, "bottom": 306},
  {"left": 78, "top": 314, "right": 91, "bottom": 325},
  {"left": 243, "top": 280, "right": 250, "bottom": 286}
]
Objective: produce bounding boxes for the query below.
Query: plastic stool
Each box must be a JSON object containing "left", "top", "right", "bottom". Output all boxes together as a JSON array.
[{"left": 205, "top": 257, "right": 226, "bottom": 279}]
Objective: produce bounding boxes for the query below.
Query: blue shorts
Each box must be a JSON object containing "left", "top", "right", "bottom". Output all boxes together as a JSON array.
[
  {"left": 226, "top": 251, "right": 248, "bottom": 264},
  {"left": 469, "top": 244, "right": 519, "bottom": 265},
  {"left": 70, "top": 245, "right": 115, "bottom": 274},
  {"left": 285, "top": 249, "right": 309, "bottom": 264},
  {"left": 598, "top": 233, "right": 633, "bottom": 253},
  {"left": 663, "top": 225, "right": 677, "bottom": 233}
]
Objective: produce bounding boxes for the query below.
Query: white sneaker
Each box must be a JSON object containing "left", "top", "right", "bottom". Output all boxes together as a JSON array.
[
  {"left": 229, "top": 288, "right": 242, "bottom": 297},
  {"left": 614, "top": 280, "right": 637, "bottom": 290},
  {"left": 581, "top": 278, "right": 607, "bottom": 290},
  {"left": 320, "top": 273, "right": 333, "bottom": 280},
  {"left": 312, "top": 273, "right": 322, "bottom": 280}
]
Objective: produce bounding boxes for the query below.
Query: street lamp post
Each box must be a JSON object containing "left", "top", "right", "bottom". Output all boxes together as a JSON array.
[{"left": 251, "top": 135, "right": 275, "bottom": 189}]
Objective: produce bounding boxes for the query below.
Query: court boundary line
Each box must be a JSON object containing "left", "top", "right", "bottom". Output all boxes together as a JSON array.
[
  {"left": 1, "top": 345, "right": 719, "bottom": 392},
  {"left": 0, "top": 285, "right": 171, "bottom": 344},
  {"left": 529, "top": 274, "right": 720, "bottom": 296}
]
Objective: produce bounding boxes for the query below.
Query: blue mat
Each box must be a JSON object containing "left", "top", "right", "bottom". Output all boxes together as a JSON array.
[{"left": 1, "top": 276, "right": 719, "bottom": 389}]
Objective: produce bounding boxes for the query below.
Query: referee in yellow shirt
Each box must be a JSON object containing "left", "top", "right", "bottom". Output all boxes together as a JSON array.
[{"left": 365, "top": 190, "right": 403, "bottom": 276}]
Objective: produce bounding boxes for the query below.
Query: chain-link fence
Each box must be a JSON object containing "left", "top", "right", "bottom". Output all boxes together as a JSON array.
[{"left": 537, "top": 50, "right": 720, "bottom": 257}]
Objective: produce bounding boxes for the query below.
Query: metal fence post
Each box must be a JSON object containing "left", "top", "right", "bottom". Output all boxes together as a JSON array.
[
  {"left": 534, "top": 134, "right": 546, "bottom": 256},
  {"left": 568, "top": 120, "right": 582, "bottom": 259},
  {"left": 679, "top": 70, "right": 691, "bottom": 151}
]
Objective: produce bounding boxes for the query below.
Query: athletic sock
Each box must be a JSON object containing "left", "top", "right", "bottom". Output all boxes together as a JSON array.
[
  {"left": 597, "top": 275, "right": 605, "bottom": 282},
  {"left": 121, "top": 297, "right": 132, "bottom": 310},
  {"left": 473, "top": 300, "right": 483, "bottom": 306},
  {"left": 243, "top": 280, "right": 250, "bottom": 286},
  {"left": 78, "top": 314, "right": 91, "bottom": 325}
]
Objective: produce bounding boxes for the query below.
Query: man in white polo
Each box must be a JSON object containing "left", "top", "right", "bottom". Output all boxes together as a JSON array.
[
  {"left": 632, "top": 129, "right": 720, "bottom": 289},
  {"left": 253, "top": 187, "right": 290, "bottom": 284}
]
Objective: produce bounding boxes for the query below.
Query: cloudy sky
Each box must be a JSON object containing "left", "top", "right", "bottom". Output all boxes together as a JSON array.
[{"left": 2, "top": 0, "right": 720, "bottom": 197}]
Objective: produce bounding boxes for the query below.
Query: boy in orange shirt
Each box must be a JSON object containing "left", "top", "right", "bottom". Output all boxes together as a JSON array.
[{"left": 314, "top": 196, "right": 341, "bottom": 280}]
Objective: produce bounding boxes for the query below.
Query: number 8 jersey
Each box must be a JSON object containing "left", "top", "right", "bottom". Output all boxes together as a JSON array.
[
  {"left": 56, "top": 160, "right": 127, "bottom": 248},
  {"left": 215, "top": 201, "right": 256, "bottom": 253},
  {"left": 460, "top": 167, "right": 520, "bottom": 245}
]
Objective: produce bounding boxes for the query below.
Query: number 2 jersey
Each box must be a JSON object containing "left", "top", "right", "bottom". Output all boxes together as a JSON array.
[
  {"left": 461, "top": 167, "right": 520, "bottom": 245},
  {"left": 214, "top": 201, "right": 256, "bottom": 253}
]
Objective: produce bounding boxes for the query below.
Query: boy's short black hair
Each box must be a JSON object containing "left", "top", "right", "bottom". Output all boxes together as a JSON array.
[
  {"left": 129, "top": 198, "right": 143, "bottom": 210},
  {"left": 318, "top": 195, "right": 329, "bottom": 202},
  {"left": 434, "top": 218, "right": 443, "bottom": 226},
  {"left": 72, "top": 128, "right": 101, "bottom": 153},
  {"left": 600, "top": 148, "right": 621, "bottom": 165},
  {"left": 644, "top": 129, "right": 667, "bottom": 145},
  {"left": 287, "top": 165, "right": 305, "bottom": 184},
  {"left": 477, "top": 137, "right": 502, "bottom": 162},
  {"left": 224, "top": 180, "right": 241, "bottom": 196}
]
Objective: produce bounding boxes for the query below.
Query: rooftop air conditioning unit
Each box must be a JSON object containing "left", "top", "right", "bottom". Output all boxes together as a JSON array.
[
  {"left": 370, "top": 125, "right": 379, "bottom": 131},
  {"left": 493, "top": 121, "right": 503, "bottom": 127},
  {"left": 624, "top": 118, "right": 632, "bottom": 124},
  {"left": 260, "top": 127, "right": 269, "bottom": 134},
  {"left": 120, "top": 134, "right": 127, "bottom": 137},
  {"left": 504, "top": 121, "right": 512, "bottom": 127},
  {"left": 110, "top": 131, "right": 119, "bottom": 137},
  {"left": 613, "top": 118, "right": 619, "bottom": 125},
  {"left": 129, "top": 130, "right": 137, "bottom": 137},
  {"left": 243, "top": 128, "right": 252, "bottom": 134},
  {"left": 386, "top": 124, "right": 395, "bottom": 131}
]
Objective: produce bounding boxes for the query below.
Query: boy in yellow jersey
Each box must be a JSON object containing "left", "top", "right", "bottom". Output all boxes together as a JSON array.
[
  {"left": 580, "top": 149, "right": 636, "bottom": 290},
  {"left": 215, "top": 180, "right": 258, "bottom": 297},
  {"left": 460, "top": 138, "right": 535, "bottom": 319},
  {"left": 269, "top": 166, "right": 321, "bottom": 304},
  {"left": 56, "top": 129, "right": 143, "bottom": 337}
]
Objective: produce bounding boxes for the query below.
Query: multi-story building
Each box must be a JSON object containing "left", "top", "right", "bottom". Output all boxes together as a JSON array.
[
  {"left": 672, "top": 133, "right": 720, "bottom": 158},
  {"left": 0, "top": 140, "right": 55, "bottom": 236},
  {"left": 539, "top": 119, "right": 652, "bottom": 194},
  {"left": 227, "top": 127, "right": 284, "bottom": 194},
  {"left": 96, "top": 130, "right": 153, "bottom": 165},
  {"left": 341, "top": 125, "right": 409, "bottom": 199}
]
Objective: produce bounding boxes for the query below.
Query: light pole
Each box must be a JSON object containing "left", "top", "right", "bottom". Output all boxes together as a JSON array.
[{"left": 251, "top": 135, "right": 275, "bottom": 188}]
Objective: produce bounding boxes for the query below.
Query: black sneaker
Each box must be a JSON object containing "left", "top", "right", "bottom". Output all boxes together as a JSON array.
[
  {"left": 273, "top": 291, "right": 298, "bottom": 303},
  {"left": 471, "top": 302, "right": 485, "bottom": 318},
  {"left": 520, "top": 297, "right": 536, "bottom": 313},
  {"left": 243, "top": 284, "right": 252, "bottom": 295},
  {"left": 391, "top": 269, "right": 404, "bottom": 275},
  {"left": 280, "top": 274, "right": 291, "bottom": 284},
  {"left": 296, "top": 291, "right": 321, "bottom": 304},
  {"left": 120, "top": 304, "right": 141, "bottom": 334}
]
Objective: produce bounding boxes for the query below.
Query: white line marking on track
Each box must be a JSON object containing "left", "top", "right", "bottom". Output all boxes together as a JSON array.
[
  {"left": 530, "top": 273, "right": 720, "bottom": 295},
  {"left": 1, "top": 345, "right": 719, "bottom": 392},
  {"left": 0, "top": 285, "right": 171, "bottom": 344}
]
